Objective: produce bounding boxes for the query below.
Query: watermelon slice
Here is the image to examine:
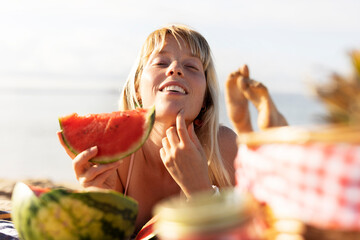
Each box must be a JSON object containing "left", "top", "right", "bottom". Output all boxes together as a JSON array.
[{"left": 59, "top": 107, "right": 155, "bottom": 164}]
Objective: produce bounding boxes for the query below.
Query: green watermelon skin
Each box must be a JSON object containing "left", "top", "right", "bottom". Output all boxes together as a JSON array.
[
  {"left": 11, "top": 183, "right": 43, "bottom": 240},
  {"left": 11, "top": 182, "right": 138, "bottom": 240},
  {"left": 59, "top": 107, "right": 155, "bottom": 164}
]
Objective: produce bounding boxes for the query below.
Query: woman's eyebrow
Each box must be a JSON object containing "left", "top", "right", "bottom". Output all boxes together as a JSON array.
[
  {"left": 157, "top": 50, "right": 168, "bottom": 55},
  {"left": 157, "top": 50, "right": 198, "bottom": 59}
]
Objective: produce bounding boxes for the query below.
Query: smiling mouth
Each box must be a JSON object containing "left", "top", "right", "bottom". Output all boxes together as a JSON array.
[{"left": 160, "top": 85, "right": 187, "bottom": 94}]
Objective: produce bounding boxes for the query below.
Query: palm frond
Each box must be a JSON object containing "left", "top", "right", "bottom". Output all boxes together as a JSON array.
[{"left": 315, "top": 50, "right": 360, "bottom": 125}]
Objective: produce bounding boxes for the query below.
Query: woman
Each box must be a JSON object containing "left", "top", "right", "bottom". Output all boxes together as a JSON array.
[{"left": 58, "top": 24, "right": 287, "bottom": 233}]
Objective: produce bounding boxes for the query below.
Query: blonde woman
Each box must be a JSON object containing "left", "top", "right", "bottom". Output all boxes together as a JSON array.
[{"left": 58, "top": 24, "right": 287, "bottom": 234}]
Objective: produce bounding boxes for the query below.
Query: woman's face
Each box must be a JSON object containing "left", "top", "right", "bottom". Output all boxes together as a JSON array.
[{"left": 139, "top": 35, "right": 207, "bottom": 126}]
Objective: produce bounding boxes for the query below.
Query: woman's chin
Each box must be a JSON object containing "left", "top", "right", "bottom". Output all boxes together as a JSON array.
[
  {"left": 155, "top": 105, "right": 181, "bottom": 116},
  {"left": 152, "top": 104, "right": 200, "bottom": 126},
  {"left": 155, "top": 113, "right": 178, "bottom": 126}
]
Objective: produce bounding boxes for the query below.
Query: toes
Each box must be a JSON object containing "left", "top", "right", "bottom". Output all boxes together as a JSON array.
[
  {"left": 226, "top": 73, "right": 239, "bottom": 89},
  {"left": 237, "top": 75, "right": 249, "bottom": 91},
  {"left": 247, "top": 79, "right": 268, "bottom": 96},
  {"left": 239, "top": 64, "right": 249, "bottom": 78}
]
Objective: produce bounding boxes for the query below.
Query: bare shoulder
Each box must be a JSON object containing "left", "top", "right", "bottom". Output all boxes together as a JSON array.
[
  {"left": 218, "top": 125, "right": 238, "bottom": 162},
  {"left": 218, "top": 125, "right": 238, "bottom": 184},
  {"left": 218, "top": 125, "right": 237, "bottom": 143}
]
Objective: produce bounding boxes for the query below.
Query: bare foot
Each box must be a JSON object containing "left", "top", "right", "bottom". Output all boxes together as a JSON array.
[
  {"left": 243, "top": 78, "right": 288, "bottom": 130},
  {"left": 225, "top": 65, "right": 288, "bottom": 133},
  {"left": 225, "top": 65, "right": 253, "bottom": 134}
]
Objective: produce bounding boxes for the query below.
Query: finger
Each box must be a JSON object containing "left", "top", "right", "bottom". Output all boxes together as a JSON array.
[
  {"left": 166, "top": 126, "right": 180, "bottom": 147},
  {"left": 57, "top": 131, "right": 76, "bottom": 159},
  {"left": 57, "top": 131, "right": 64, "bottom": 145},
  {"left": 159, "top": 147, "right": 166, "bottom": 159},
  {"left": 79, "top": 168, "right": 114, "bottom": 188},
  {"left": 176, "top": 109, "right": 190, "bottom": 143},
  {"left": 72, "top": 146, "right": 98, "bottom": 176},
  {"left": 160, "top": 148, "right": 166, "bottom": 158},
  {"left": 162, "top": 137, "right": 171, "bottom": 152},
  {"left": 188, "top": 122, "right": 202, "bottom": 149},
  {"left": 91, "top": 168, "right": 117, "bottom": 187},
  {"left": 84, "top": 160, "right": 122, "bottom": 183},
  {"left": 188, "top": 122, "right": 208, "bottom": 164},
  {"left": 73, "top": 146, "right": 98, "bottom": 165}
]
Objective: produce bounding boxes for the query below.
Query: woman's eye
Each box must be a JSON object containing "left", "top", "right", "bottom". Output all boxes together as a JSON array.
[
  {"left": 153, "top": 61, "right": 168, "bottom": 67},
  {"left": 186, "top": 65, "right": 199, "bottom": 71},
  {"left": 150, "top": 56, "right": 168, "bottom": 66}
]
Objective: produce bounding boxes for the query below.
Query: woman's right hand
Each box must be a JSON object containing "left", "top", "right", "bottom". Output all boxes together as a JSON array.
[{"left": 57, "top": 131, "right": 122, "bottom": 190}]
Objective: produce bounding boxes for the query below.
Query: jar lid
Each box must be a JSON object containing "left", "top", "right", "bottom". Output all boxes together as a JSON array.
[{"left": 153, "top": 189, "right": 258, "bottom": 237}]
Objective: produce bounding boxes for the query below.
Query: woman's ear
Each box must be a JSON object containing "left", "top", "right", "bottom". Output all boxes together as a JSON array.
[
  {"left": 201, "top": 102, "right": 207, "bottom": 112},
  {"left": 134, "top": 77, "right": 143, "bottom": 108},
  {"left": 194, "top": 103, "right": 206, "bottom": 128}
]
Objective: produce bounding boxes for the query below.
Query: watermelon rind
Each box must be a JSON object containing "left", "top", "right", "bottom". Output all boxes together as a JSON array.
[
  {"left": 11, "top": 182, "right": 43, "bottom": 240},
  {"left": 11, "top": 182, "right": 139, "bottom": 240},
  {"left": 59, "top": 106, "right": 155, "bottom": 164}
]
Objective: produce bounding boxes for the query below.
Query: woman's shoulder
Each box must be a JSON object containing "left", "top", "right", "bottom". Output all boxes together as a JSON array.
[
  {"left": 218, "top": 125, "right": 237, "bottom": 143},
  {"left": 218, "top": 125, "right": 238, "bottom": 160},
  {"left": 218, "top": 125, "right": 238, "bottom": 185}
]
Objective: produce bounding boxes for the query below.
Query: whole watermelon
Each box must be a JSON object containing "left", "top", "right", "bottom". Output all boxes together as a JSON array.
[{"left": 11, "top": 182, "right": 138, "bottom": 240}]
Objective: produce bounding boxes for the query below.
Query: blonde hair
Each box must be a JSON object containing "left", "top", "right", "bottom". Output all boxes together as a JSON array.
[{"left": 119, "top": 24, "right": 231, "bottom": 187}]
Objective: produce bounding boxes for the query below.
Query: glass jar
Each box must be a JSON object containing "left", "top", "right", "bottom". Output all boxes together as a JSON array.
[{"left": 153, "top": 188, "right": 266, "bottom": 240}]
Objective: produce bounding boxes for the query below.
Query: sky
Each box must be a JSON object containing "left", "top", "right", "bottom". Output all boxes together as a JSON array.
[
  {"left": 1, "top": 0, "right": 360, "bottom": 94},
  {"left": 0, "top": 0, "right": 359, "bottom": 182}
]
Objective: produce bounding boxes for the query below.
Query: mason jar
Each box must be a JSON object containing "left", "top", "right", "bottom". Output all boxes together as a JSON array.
[{"left": 153, "top": 188, "right": 266, "bottom": 240}]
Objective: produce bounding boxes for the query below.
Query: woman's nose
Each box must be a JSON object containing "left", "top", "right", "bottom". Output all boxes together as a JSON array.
[{"left": 166, "top": 62, "right": 183, "bottom": 76}]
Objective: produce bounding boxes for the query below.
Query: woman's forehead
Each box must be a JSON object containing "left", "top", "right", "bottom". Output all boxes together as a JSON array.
[
  {"left": 157, "top": 35, "right": 187, "bottom": 52},
  {"left": 153, "top": 35, "right": 204, "bottom": 62},
  {"left": 159, "top": 36, "right": 193, "bottom": 55}
]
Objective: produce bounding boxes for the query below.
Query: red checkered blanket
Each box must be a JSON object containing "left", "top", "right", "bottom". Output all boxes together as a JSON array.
[{"left": 235, "top": 143, "right": 360, "bottom": 231}]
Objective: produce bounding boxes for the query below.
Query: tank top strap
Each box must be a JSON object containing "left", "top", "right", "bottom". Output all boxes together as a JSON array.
[{"left": 124, "top": 153, "right": 135, "bottom": 196}]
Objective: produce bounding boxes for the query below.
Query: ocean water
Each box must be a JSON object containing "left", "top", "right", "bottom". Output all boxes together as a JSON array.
[{"left": 0, "top": 82, "right": 326, "bottom": 184}]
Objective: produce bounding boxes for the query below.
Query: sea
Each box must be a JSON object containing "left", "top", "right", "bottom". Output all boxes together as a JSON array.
[{"left": 0, "top": 78, "right": 327, "bottom": 184}]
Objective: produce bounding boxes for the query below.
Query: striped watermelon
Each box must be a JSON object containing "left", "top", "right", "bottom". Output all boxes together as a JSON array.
[
  {"left": 59, "top": 107, "right": 155, "bottom": 164},
  {"left": 11, "top": 182, "right": 138, "bottom": 240}
]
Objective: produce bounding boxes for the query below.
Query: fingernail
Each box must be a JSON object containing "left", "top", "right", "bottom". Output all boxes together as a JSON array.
[{"left": 90, "top": 146, "right": 98, "bottom": 151}]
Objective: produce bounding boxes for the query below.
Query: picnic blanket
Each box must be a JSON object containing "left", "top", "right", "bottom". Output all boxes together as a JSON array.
[
  {"left": 235, "top": 142, "right": 360, "bottom": 231},
  {"left": 0, "top": 211, "right": 18, "bottom": 240}
]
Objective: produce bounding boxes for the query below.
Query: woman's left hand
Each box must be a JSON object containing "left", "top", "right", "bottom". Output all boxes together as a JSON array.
[{"left": 159, "top": 109, "right": 212, "bottom": 199}]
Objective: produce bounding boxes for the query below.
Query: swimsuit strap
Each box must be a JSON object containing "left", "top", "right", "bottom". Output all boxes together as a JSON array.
[{"left": 124, "top": 153, "right": 135, "bottom": 196}]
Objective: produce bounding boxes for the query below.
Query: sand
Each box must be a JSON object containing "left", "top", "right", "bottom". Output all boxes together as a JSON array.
[{"left": 0, "top": 178, "right": 81, "bottom": 211}]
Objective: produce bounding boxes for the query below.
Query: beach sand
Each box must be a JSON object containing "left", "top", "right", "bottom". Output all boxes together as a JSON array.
[{"left": 0, "top": 178, "right": 81, "bottom": 211}]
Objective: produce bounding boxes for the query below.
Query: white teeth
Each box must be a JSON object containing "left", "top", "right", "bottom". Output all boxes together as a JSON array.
[{"left": 162, "top": 85, "right": 186, "bottom": 94}]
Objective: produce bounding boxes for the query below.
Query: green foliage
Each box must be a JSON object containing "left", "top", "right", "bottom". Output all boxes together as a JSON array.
[{"left": 315, "top": 50, "right": 360, "bottom": 125}]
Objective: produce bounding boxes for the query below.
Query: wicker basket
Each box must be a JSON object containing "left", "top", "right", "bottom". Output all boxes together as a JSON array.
[{"left": 235, "top": 124, "right": 360, "bottom": 239}]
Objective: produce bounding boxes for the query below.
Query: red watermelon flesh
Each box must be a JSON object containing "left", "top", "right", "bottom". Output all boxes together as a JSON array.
[
  {"left": 59, "top": 107, "right": 155, "bottom": 164},
  {"left": 29, "top": 185, "right": 51, "bottom": 197}
]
